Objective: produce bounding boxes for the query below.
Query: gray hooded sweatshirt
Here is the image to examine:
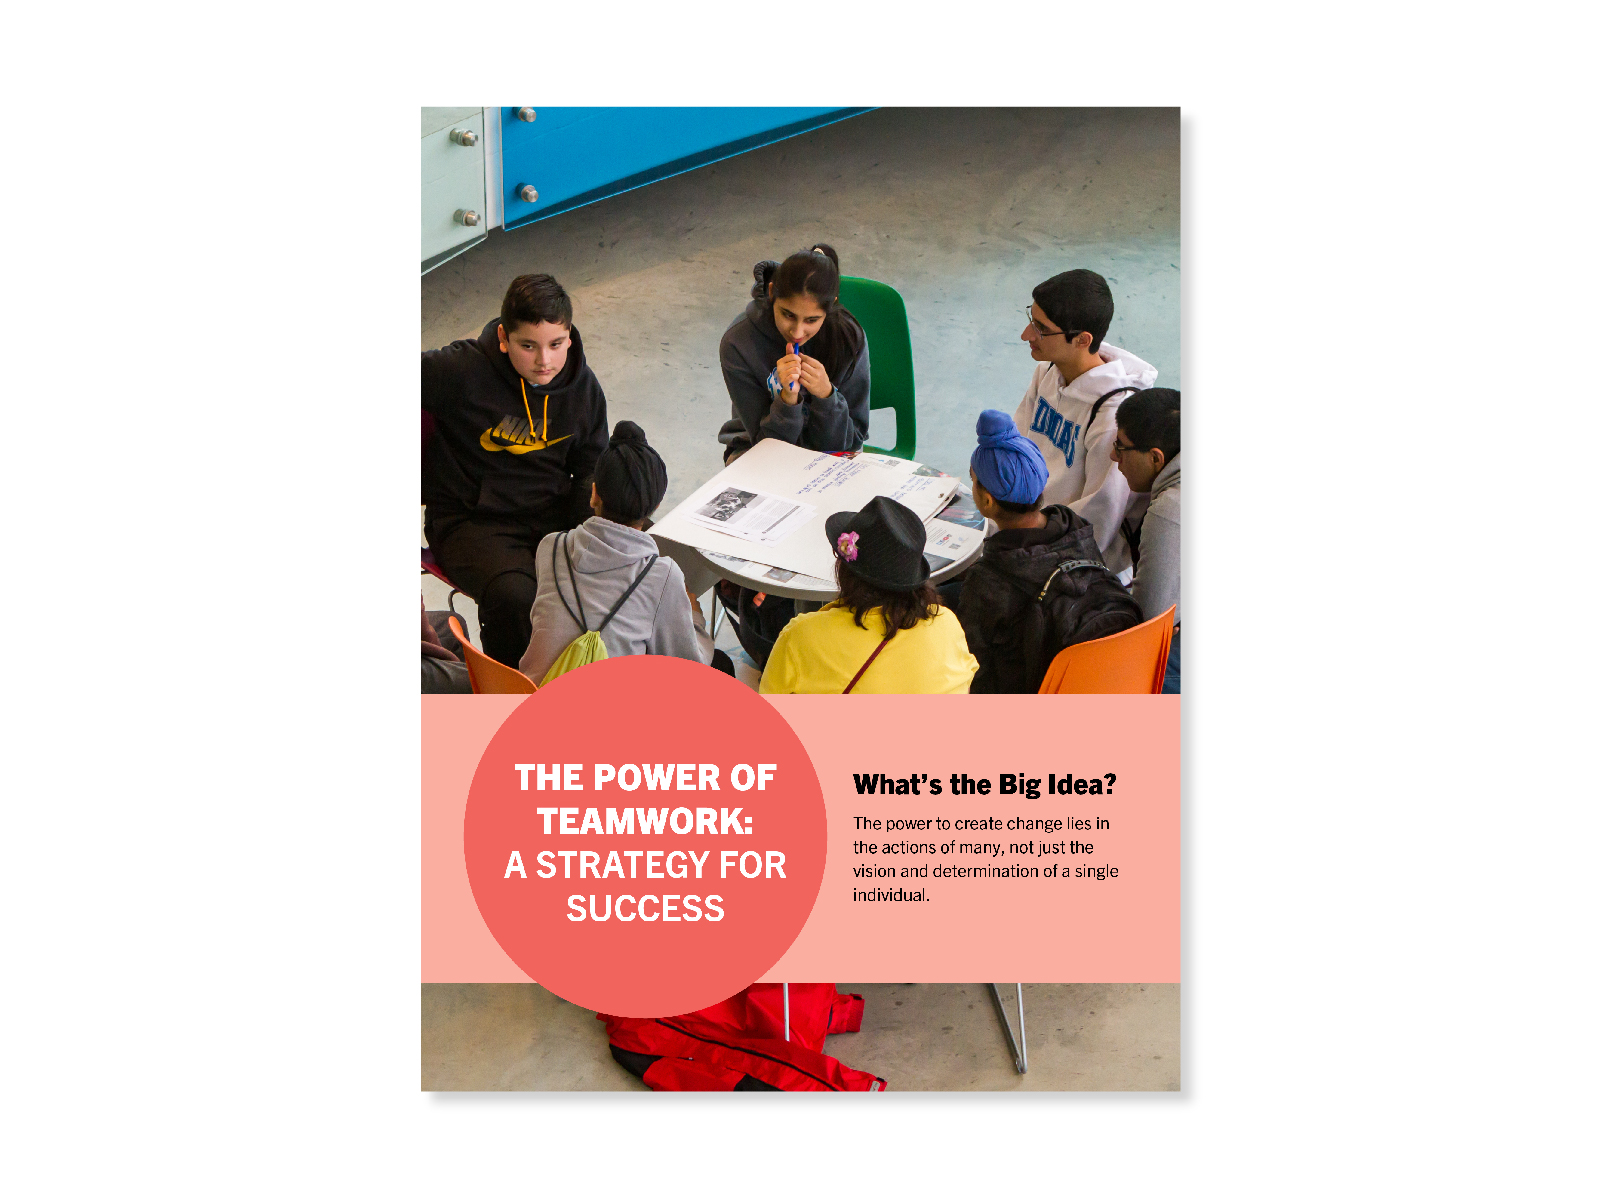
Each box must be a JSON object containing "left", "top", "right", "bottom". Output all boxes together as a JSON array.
[
  {"left": 519, "top": 517, "right": 711, "bottom": 681},
  {"left": 1124, "top": 454, "right": 1180, "bottom": 626}
]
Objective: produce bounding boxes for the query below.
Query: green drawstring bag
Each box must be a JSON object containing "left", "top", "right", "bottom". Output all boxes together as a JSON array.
[
  {"left": 539, "top": 531, "right": 659, "bottom": 686},
  {"left": 539, "top": 630, "right": 608, "bottom": 685}
]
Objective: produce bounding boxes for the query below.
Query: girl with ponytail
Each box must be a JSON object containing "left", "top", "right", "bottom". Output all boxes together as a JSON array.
[{"left": 716, "top": 243, "right": 871, "bottom": 463}]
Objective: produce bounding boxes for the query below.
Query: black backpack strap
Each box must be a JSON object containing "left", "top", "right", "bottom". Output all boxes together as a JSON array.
[
  {"left": 992, "top": 559, "right": 1120, "bottom": 605},
  {"left": 1034, "top": 558, "right": 1124, "bottom": 602},
  {"left": 554, "top": 532, "right": 587, "bottom": 633},
  {"left": 1121, "top": 514, "right": 1144, "bottom": 567},
  {"left": 597, "top": 555, "right": 660, "bottom": 633},
  {"left": 1084, "top": 385, "right": 1142, "bottom": 440}
]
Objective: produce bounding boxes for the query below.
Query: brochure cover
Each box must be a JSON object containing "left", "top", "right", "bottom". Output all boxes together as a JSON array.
[
  {"left": 420, "top": 106, "right": 1180, "bottom": 1091},
  {"left": 17, "top": 31, "right": 1584, "bottom": 1199}
]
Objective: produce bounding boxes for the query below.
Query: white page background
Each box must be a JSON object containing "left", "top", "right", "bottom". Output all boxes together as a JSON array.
[{"left": 3, "top": 12, "right": 1593, "bottom": 1197}]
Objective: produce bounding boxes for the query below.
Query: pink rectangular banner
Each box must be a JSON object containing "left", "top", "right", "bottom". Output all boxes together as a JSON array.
[{"left": 422, "top": 694, "right": 1178, "bottom": 983}]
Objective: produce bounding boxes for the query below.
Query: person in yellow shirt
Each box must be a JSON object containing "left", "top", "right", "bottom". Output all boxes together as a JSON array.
[{"left": 760, "top": 496, "right": 979, "bottom": 695}]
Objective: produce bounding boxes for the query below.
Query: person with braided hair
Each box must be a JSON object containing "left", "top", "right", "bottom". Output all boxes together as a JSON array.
[
  {"left": 716, "top": 243, "right": 871, "bottom": 463},
  {"left": 518, "top": 422, "right": 731, "bottom": 682}
]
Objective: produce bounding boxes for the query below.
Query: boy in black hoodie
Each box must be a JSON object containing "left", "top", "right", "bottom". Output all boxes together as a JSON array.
[
  {"left": 422, "top": 274, "right": 609, "bottom": 665},
  {"left": 958, "top": 410, "right": 1143, "bottom": 693}
]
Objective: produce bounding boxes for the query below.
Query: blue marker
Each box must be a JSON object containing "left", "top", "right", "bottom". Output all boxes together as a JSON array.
[{"left": 789, "top": 341, "right": 799, "bottom": 395}]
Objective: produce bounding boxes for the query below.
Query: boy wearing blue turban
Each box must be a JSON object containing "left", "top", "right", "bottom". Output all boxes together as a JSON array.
[{"left": 957, "top": 410, "right": 1143, "bottom": 693}]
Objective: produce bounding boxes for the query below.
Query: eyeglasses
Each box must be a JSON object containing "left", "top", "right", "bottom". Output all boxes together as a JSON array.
[
  {"left": 1110, "top": 440, "right": 1143, "bottom": 457},
  {"left": 1023, "top": 307, "right": 1077, "bottom": 339}
]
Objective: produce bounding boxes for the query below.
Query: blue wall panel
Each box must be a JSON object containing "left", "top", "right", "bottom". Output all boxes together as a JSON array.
[{"left": 500, "top": 107, "right": 870, "bottom": 229}]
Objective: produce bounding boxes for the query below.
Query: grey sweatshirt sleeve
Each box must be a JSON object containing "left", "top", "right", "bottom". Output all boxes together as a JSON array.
[
  {"left": 647, "top": 560, "right": 713, "bottom": 665},
  {"left": 720, "top": 334, "right": 793, "bottom": 449},
  {"left": 1129, "top": 504, "right": 1180, "bottom": 626},
  {"left": 789, "top": 339, "right": 870, "bottom": 452}
]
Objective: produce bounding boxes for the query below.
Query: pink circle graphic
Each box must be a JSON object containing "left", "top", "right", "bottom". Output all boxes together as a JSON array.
[{"left": 464, "top": 655, "right": 827, "bottom": 1016}]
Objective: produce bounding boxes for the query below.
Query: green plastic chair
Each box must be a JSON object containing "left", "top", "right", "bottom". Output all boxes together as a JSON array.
[{"left": 838, "top": 276, "right": 917, "bottom": 460}]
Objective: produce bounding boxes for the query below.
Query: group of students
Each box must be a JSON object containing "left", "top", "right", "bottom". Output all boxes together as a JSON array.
[{"left": 420, "top": 245, "right": 1180, "bottom": 695}]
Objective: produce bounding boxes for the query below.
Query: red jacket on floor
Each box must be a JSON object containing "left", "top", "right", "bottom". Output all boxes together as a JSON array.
[{"left": 599, "top": 984, "right": 884, "bottom": 1092}]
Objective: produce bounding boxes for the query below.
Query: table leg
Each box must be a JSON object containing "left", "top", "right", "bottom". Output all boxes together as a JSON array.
[{"left": 988, "top": 983, "right": 1028, "bottom": 1074}]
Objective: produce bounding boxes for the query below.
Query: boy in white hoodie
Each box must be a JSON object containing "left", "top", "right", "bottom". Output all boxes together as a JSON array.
[{"left": 1011, "top": 269, "right": 1159, "bottom": 577}]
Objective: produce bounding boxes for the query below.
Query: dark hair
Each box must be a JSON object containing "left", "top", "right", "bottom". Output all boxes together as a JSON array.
[
  {"left": 1115, "top": 388, "right": 1180, "bottom": 462},
  {"left": 1031, "top": 269, "right": 1114, "bottom": 352},
  {"left": 501, "top": 273, "right": 572, "bottom": 333},
  {"left": 750, "top": 243, "right": 866, "bottom": 386},
  {"left": 835, "top": 560, "right": 940, "bottom": 642},
  {"left": 994, "top": 495, "right": 1044, "bottom": 515},
  {"left": 593, "top": 421, "right": 668, "bottom": 523}
]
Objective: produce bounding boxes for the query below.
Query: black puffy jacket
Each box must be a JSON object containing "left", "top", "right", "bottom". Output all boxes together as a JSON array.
[{"left": 957, "top": 505, "right": 1143, "bottom": 694}]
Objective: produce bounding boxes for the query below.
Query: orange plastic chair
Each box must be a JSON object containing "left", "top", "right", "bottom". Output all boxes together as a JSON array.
[
  {"left": 1037, "top": 607, "right": 1176, "bottom": 694},
  {"left": 448, "top": 615, "right": 539, "bottom": 695}
]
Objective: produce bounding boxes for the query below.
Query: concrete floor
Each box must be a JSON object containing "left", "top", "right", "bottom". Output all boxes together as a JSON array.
[
  {"left": 422, "top": 983, "right": 1178, "bottom": 1092},
  {"left": 421, "top": 106, "right": 1179, "bottom": 655}
]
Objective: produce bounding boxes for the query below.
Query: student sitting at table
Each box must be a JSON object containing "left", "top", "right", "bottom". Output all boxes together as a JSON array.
[
  {"left": 760, "top": 497, "right": 978, "bottom": 695},
  {"left": 1111, "top": 388, "right": 1181, "bottom": 694},
  {"left": 717, "top": 243, "right": 870, "bottom": 464},
  {"left": 1012, "top": 268, "right": 1159, "bottom": 577},
  {"left": 712, "top": 244, "right": 872, "bottom": 666},
  {"left": 519, "top": 422, "right": 733, "bottom": 683},
  {"left": 957, "top": 410, "right": 1143, "bottom": 693},
  {"left": 422, "top": 273, "right": 609, "bottom": 666}
]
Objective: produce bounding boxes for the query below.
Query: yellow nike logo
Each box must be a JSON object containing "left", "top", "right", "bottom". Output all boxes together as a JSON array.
[
  {"left": 480, "top": 428, "right": 573, "bottom": 453},
  {"left": 482, "top": 386, "right": 571, "bottom": 453}
]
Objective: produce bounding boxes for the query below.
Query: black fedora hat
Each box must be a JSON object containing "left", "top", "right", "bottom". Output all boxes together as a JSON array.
[{"left": 824, "top": 496, "right": 930, "bottom": 590}]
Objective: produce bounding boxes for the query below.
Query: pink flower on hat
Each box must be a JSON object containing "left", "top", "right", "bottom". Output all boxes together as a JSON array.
[{"left": 836, "top": 531, "right": 860, "bottom": 561}]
